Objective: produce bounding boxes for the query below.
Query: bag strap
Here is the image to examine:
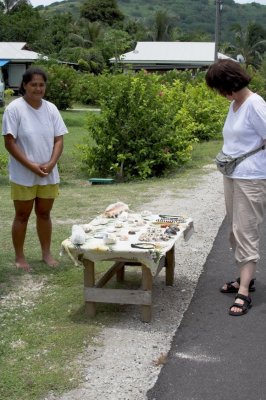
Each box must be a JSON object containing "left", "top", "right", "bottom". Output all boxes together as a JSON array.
[{"left": 236, "top": 144, "right": 265, "bottom": 166}]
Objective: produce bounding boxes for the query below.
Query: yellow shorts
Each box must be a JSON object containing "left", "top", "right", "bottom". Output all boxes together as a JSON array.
[{"left": 11, "top": 182, "right": 59, "bottom": 201}]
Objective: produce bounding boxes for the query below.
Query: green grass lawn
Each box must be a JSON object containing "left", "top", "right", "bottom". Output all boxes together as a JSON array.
[{"left": 0, "top": 106, "right": 222, "bottom": 400}]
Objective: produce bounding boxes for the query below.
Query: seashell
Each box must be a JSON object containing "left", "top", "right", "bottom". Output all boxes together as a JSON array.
[
  {"left": 118, "top": 211, "right": 128, "bottom": 221},
  {"left": 104, "top": 233, "right": 117, "bottom": 244},
  {"left": 141, "top": 210, "right": 152, "bottom": 217},
  {"left": 106, "top": 227, "right": 116, "bottom": 233},
  {"left": 98, "top": 218, "right": 109, "bottom": 225},
  {"left": 82, "top": 224, "right": 92, "bottom": 232},
  {"left": 115, "top": 221, "right": 123, "bottom": 228},
  {"left": 120, "top": 234, "right": 129, "bottom": 241},
  {"left": 104, "top": 202, "right": 129, "bottom": 218},
  {"left": 94, "top": 233, "right": 105, "bottom": 239},
  {"left": 136, "top": 220, "right": 145, "bottom": 226}
]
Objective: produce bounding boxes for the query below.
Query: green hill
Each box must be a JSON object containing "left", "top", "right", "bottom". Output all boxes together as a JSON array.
[{"left": 37, "top": 0, "right": 266, "bottom": 42}]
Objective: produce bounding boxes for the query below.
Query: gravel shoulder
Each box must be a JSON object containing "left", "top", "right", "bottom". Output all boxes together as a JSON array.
[{"left": 46, "top": 165, "right": 225, "bottom": 400}]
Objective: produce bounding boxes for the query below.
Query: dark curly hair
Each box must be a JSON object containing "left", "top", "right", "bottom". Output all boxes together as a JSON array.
[{"left": 205, "top": 59, "right": 251, "bottom": 96}]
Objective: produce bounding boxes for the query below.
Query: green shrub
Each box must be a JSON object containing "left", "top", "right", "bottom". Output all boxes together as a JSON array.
[
  {"left": 35, "top": 62, "right": 78, "bottom": 110},
  {"left": 79, "top": 73, "right": 195, "bottom": 180},
  {"left": 4, "top": 88, "right": 14, "bottom": 100},
  {"left": 73, "top": 73, "right": 100, "bottom": 106},
  {"left": 46, "top": 64, "right": 77, "bottom": 110},
  {"left": 181, "top": 82, "right": 228, "bottom": 141},
  {"left": 0, "top": 154, "right": 8, "bottom": 175},
  {"left": 248, "top": 65, "right": 266, "bottom": 100},
  {"left": 73, "top": 71, "right": 130, "bottom": 106}
]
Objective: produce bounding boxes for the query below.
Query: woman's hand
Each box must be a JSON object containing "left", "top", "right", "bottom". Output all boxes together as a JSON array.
[
  {"left": 30, "top": 163, "right": 49, "bottom": 177},
  {"left": 39, "top": 136, "right": 64, "bottom": 176},
  {"left": 40, "top": 162, "right": 54, "bottom": 175}
]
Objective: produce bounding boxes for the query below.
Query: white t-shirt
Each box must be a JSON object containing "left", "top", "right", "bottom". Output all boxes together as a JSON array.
[
  {"left": 222, "top": 93, "right": 266, "bottom": 179},
  {"left": 2, "top": 97, "right": 68, "bottom": 186}
]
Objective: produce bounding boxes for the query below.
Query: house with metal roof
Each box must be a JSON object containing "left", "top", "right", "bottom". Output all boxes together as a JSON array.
[
  {"left": 110, "top": 42, "right": 233, "bottom": 71},
  {"left": 0, "top": 42, "right": 40, "bottom": 94}
]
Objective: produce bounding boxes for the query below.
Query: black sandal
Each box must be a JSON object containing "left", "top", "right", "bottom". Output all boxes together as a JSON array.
[
  {"left": 220, "top": 277, "right": 255, "bottom": 293},
  {"left": 229, "top": 293, "right": 252, "bottom": 316}
]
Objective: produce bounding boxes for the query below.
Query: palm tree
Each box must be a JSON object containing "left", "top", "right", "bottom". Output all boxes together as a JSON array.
[
  {"left": 147, "top": 10, "right": 177, "bottom": 42},
  {"left": 0, "top": 0, "right": 30, "bottom": 13},
  {"left": 85, "top": 21, "right": 103, "bottom": 44},
  {"left": 229, "top": 22, "right": 266, "bottom": 68},
  {"left": 68, "top": 20, "right": 103, "bottom": 49}
]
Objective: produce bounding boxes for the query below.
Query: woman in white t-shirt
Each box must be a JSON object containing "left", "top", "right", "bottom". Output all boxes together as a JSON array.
[
  {"left": 2, "top": 67, "right": 68, "bottom": 272},
  {"left": 205, "top": 59, "right": 266, "bottom": 316}
]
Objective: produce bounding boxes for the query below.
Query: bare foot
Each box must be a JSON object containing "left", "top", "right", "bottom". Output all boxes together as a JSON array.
[
  {"left": 42, "top": 254, "right": 59, "bottom": 268},
  {"left": 15, "top": 259, "right": 32, "bottom": 272}
]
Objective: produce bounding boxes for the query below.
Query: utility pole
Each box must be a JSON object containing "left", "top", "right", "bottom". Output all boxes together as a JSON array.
[{"left": 214, "top": 0, "right": 223, "bottom": 61}]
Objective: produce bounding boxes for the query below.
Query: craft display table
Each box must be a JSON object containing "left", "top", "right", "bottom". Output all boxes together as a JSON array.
[{"left": 61, "top": 213, "right": 193, "bottom": 322}]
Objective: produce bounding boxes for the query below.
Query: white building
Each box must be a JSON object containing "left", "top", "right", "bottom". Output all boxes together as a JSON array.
[
  {"left": 0, "top": 42, "right": 41, "bottom": 94},
  {"left": 110, "top": 41, "right": 233, "bottom": 71}
]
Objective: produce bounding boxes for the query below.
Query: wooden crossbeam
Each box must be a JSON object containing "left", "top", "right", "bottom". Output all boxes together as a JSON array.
[{"left": 84, "top": 287, "right": 152, "bottom": 305}]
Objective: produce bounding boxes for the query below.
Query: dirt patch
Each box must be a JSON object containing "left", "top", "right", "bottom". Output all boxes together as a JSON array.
[{"left": 0, "top": 275, "right": 47, "bottom": 311}]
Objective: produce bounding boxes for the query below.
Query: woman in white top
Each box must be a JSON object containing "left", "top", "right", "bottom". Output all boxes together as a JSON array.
[
  {"left": 205, "top": 59, "right": 266, "bottom": 316},
  {"left": 2, "top": 67, "right": 68, "bottom": 272}
]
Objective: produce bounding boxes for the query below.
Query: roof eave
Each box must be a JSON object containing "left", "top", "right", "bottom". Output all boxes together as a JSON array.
[
  {"left": 7, "top": 59, "right": 38, "bottom": 62},
  {"left": 112, "top": 60, "right": 214, "bottom": 67}
]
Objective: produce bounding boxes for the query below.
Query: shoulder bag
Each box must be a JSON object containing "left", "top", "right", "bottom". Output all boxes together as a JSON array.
[{"left": 215, "top": 144, "right": 265, "bottom": 175}]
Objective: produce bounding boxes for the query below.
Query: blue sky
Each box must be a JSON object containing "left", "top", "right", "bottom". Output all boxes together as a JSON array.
[{"left": 30, "top": 0, "right": 266, "bottom": 7}]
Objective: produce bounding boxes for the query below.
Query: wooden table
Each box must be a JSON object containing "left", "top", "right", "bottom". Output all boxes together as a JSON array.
[{"left": 61, "top": 214, "right": 193, "bottom": 322}]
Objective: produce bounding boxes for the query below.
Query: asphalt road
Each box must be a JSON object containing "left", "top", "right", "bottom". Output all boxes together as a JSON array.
[{"left": 147, "top": 218, "right": 266, "bottom": 400}]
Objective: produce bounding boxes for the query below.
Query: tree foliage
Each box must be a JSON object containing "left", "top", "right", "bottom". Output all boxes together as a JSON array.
[
  {"left": 227, "top": 22, "right": 266, "bottom": 68},
  {"left": 32, "top": 13, "right": 74, "bottom": 56},
  {"left": 0, "top": 0, "right": 29, "bottom": 13},
  {"left": 0, "top": 3, "right": 43, "bottom": 43},
  {"left": 148, "top": 10, "right": 177, "bottom": 41},
  {"left": 100, "top": 28, "right": 133, "bottom": 66},
  {"left": 80, "top": 0, "right": 124, "bottom": 25}
]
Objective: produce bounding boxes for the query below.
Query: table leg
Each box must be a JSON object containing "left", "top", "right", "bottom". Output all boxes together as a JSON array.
[
  {"left": 141, "top": 265, "right": 152, "bottom": 322},
  {"left": 116, "top": 264, "right": 125, "bottom": 282},
  {"left": 165, "top": 245, "right": 175, "bottom": 286},
  {"left": 83, "top": 259, "right": 96, "bottom": 317}
]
